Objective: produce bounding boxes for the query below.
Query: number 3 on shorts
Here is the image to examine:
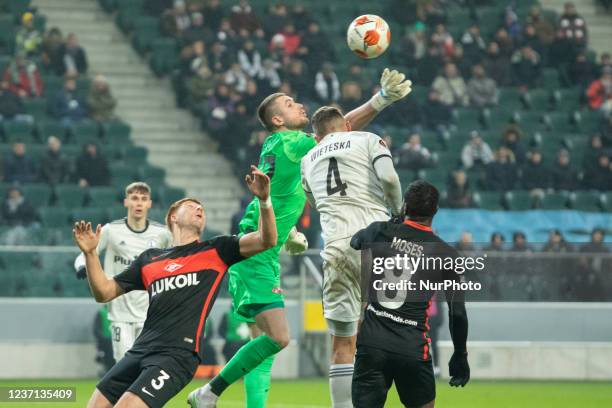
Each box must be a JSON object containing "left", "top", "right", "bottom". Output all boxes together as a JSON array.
[{"left": 151, "top": 369, "right": 170, "bottom": 390}]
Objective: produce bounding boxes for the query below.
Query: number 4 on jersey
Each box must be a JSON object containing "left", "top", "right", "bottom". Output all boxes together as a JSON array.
[{"left": 326, "top": 158, "right": 348, "bottom": 196}]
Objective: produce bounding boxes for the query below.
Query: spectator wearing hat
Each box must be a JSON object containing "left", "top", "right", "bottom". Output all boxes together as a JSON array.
[
  {"left": 396, "top": 22, "right": 427, "bottom": 67},
  {"left": 542, "top": 230, "right": 574, "bottom": 253},
  {"left": 15, "top": 12, "right": 42, "bottom": 57},
  {"left": 162, "top": 0, "right": 192, "bottom": 37},
  {"left": 3, "top": 141, "right": 37, "bottom": 184},
  {"left": 41, "top": 27, "right": 65, "bottom": 75},
  {"left": 461, "top": 131, "right": 494, "bottom": 169},
  {"left": 527, "top": 6, "right": 555, "bottom": 46},
  {"left": 501, "top": 126, "right": 527, "bottom": 164},
  {"left": 87, "top": 75, "right": 117, "bottom": 122},
  {"left": 569, "top": 51, "right": 597, "bottom": 88}
]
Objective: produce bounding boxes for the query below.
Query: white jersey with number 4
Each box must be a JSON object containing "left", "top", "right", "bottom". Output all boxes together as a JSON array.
[
  {"left": 301, "top": 131, "right": 393, "bottom": 244},
  {"left": 75, "top": 219, "right": 173, "bottom": 322}
]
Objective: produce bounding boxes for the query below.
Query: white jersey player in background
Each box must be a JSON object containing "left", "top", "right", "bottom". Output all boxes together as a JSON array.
[
  {"left": 301, "top": 106, "right": 403, "bottom": 408},
  {"left": 74, "top": 182, "right": 173, "bottom": 362}
]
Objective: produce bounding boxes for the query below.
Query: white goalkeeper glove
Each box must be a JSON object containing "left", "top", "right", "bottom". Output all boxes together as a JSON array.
[
  {"left": 284, "top": 226, "right": 308, "bottom": 255},
  {"left": 369, "top": 68, "right": 413, "bottom": 112}
]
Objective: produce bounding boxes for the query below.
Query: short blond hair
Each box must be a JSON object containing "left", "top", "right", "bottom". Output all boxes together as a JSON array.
[
  {"left": 165, "top": 197, "right": 203, "bottom": 228},
  {"left": 125, "top": 182, "right": 151, "bottom": 197}
]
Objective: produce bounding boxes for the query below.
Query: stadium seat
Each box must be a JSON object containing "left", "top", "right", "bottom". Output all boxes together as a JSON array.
[
  {"left": 52, "top": 185, "right": 87, "bottom": 207},
  {"left": 86, "top": 186, "right": 119, "bottom": 207},
  {"left": 453, "top": 107, "right": 483, "bottom": 131},
  {"left": 159, "top": 186, "right": 185, "bottom": 207},
  {"left": 22, "top": 184, "right": 52, "bottom": 206},
  {"left": 542, "top": 68, "right": 561, "bottom": 90},
  {"left": 523, "top": 89, "right": 551, "bottom": 111},
  {"left": 101, "top": 120, "right": 131, "bottom": 144},
  {"left": 139, "top": 165, "right": 166, "bottom": 185},
  {"left": 71, "top": 208, "right": 109, "bottom": 226},
  {"left": 572, "top": 110, "right": 600, "bottom": 134},
  {"left": 540, "top": 192, "right": 570, "bottom": 209},
  {"left": 542, "top": 112, "right": 569, "bottom": 132},
  {"left": 552, "top": 88, "right": 582, "bottom": 112},
  {"left": 98, "top": 0, "right": 118, "bottom": 12},
  {"left": 417, "top": 168, "right": 448, "bottom": 188},
  {"left": 41, "top": 75, "right": 63, "bottom": 97},
  {"left": 122, "top": 146, "right": 148, "bottom": 163},
  {"left": 513, "top": 111, "right": 544, "bottom": 131},
  {"left": 39, "top": 207, "right": 72, "bottom": 228},
  {"left": 498, "top": 88, "right": 523, "bottom": 111},
  {"left": 0, "top": 14, "right": 14, "bottom": 54},
  {"left": 482, "top": 108, "right": 513, "bottom": 131},
  {"left": 37, "top": 119, "right": 67, "bottom": 141},
  {"left": 474, "top": 191, "right": 503, "bottom": 210},
  {"left": 116, "top": 0, "right": 144, "bottom": 32},
  {"left": 132, "top": 16, "right": 161, "bottom": 54},
  {"left": 569, "top": 192, "right": 603, "bottom": 212},
  {"left": 2, "top": 121, "right": 35, "bottom": 143},
  {"left": 504, "top": 191, "right": 534, "bottom": 210},
  {"left": 111, "top": 163, "right": 139, "bottom": 185},
  {"left": 70, "top": 121, "right": 100, "bottom": 142},
  {"left": 22, "top": 98, "right": 48, "bottom": 120},
  {"left": 150, "top": 38, "right": 178, "bottom": 76}
]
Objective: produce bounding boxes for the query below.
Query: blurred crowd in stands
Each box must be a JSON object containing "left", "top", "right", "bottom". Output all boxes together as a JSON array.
[
  {"left": 137, "top": 0, "right": 612, "bottom": 201},
  {"left": 0, "top": 6, "right": 118, "bottom": 231}
]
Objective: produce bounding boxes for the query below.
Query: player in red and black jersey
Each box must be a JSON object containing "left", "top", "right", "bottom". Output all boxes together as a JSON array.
[
  {"left": 350, "top": 180, "right": 470, "bottom": 408},
  {"left": 74, "top": 166, "right": 277, "bottom": 408}
]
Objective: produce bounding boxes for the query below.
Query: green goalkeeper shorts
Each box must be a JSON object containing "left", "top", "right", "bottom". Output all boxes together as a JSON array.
[{"left": 228, "top": 247, "right": 285, "bottom": 323}]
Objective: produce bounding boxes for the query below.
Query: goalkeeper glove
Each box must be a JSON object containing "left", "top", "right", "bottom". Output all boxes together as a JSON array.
[
  {"left": 284, "top": 226, "right": 308, "bottom": 255},
  {"left": 448, "top": 351, "right": 470, "bottom": 387},
  {"left": 369, "top": 68, "right": 413, "bottom": 112},
  {"left": 76, "top": 266, "right": 87, "bottom": 280}
]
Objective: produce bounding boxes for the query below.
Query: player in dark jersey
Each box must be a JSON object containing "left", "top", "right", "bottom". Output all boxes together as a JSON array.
[
  {"left": 73, "top": 166, "right": 277, "bottom": 408},
  {"left": 350, "top": 180, "right": 470, "bottom": 408}
]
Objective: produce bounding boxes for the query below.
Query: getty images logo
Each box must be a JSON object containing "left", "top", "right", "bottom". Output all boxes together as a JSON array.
[{"left": 151, "top": 272, "right": 201, "bottom": 297}]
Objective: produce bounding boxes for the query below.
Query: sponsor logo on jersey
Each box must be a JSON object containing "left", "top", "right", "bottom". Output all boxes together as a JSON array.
[
  {"left": 141, "top": 387, "right": 155, "bottom": 398},
  {"left": 148, "top": 239, "right": 158, "bottom": 248},
  {"left": 150, "top": 273, "right": 201, "bottom": 297},
  {"left": 114, "top": 255, "right": 136, "bottom": 266},
  {"left": 119, "top": 240, "right": 127, "bottom": 246},
  {"left": 164, "top": 262, "right": 183, "bottom": 272},
  {"left": 271, "top": 287, "right": 283, "bottom": 294}
]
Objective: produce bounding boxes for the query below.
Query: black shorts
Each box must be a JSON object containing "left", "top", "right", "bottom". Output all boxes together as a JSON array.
[
  {"left": 352, "top": 345, "right": 435, "bottom": 408},
  {"left": 97, "top": 347, "right": 200, "bottom": 408}
]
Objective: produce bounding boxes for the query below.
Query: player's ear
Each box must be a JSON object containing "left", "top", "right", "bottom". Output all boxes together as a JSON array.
[
  {"left": 271, "top": 114, "right": 283, "bottom": 128},
  {"left": 315, "top": 133, "right": 322, "bottom": 143},
  {"left": 345, "top": 120, "right": 352, "bottom": 132},
  {"left": 123, "top": 197, "right": 128, "bottom": 208}
]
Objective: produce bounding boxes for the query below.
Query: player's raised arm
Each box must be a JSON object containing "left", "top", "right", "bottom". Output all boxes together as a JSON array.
[
  {"left": 345, "top": 68, "right": 413, "bottom": 130},
  {"left": 239, "top": 165, "right": 278, "bottom": 257},
  {"left": 73, "top": 221, "right": 124, "bottom": 303}
]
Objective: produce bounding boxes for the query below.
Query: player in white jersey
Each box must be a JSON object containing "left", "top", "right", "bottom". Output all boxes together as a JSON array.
[
  {"left": 74, "top": 182, "right": 173, "bottom": 362},
  {"left": 301, "top": 106, "right": 403, "bottom": 408}
]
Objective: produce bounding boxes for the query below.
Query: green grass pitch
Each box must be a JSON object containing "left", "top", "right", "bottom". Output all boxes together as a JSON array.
[{"left": 0, "top": 379, "right": 611, "bottom": 407}]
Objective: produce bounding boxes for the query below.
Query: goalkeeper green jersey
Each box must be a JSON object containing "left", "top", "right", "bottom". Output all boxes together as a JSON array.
[{"left": 238, "top": 130, "right": 316, "bottom": 243}]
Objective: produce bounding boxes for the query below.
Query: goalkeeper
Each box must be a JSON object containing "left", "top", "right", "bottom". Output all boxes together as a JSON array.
[{"left": 189, "top": 69, "right": 413, "bottom": 408}]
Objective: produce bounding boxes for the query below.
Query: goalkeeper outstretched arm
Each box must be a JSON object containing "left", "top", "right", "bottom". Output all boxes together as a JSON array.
[{"left": 345, "top": 68, "right": 413, "bottom": 131}]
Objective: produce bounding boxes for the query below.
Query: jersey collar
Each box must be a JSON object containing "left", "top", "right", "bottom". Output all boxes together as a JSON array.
[
  {"left": 124, "top": 218, "right": 149, "bottom": 234},
  {"left": 403, "top": 220, "right": 433, "bottom": 232}
]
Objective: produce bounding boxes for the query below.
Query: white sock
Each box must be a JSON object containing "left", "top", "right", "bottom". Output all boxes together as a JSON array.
[{"left": 329, "top": 363, "right": 354, "bottom": 408}]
